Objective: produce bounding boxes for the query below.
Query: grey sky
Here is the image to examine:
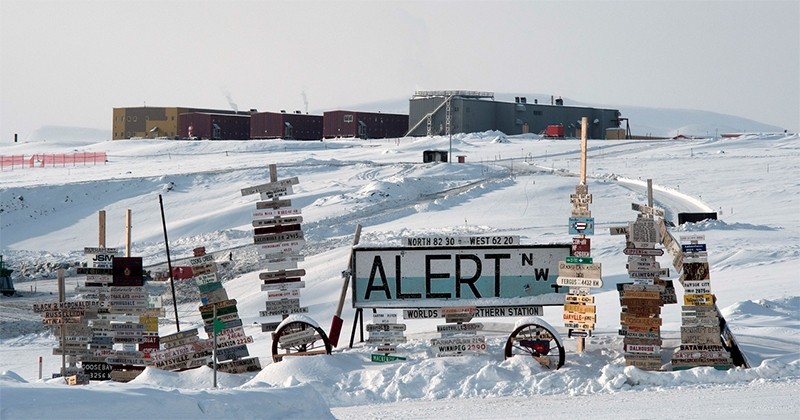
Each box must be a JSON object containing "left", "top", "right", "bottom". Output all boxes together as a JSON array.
[{"left": 1, "top": 0, "right": 798, "bottom": 142}]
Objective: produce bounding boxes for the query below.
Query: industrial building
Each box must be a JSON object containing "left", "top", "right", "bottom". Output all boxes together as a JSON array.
[
  {"left": 112, "top": 107, "right": 248, "bottom": 140},
  {"left": 406, "top": 91, "right": 621, "bottom": 139},
  {"left": 178, "top": 112, "right": 251, "bottom": 140},
  {"left": 250, "top": 111, "right": 323, "bottom": 140},
  {"left": 323, "top": 110, "right": 409, "bottom": 139}
]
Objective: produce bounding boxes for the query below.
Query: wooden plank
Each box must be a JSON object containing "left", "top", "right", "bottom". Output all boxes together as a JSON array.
[
  {"left": 624, "top": 344, "right": 660, "bottom": 354},
  {"left": 368, "top": 323, "right": 407, "bottom": 332},
  {"left": 621, "top": 290, "right": 661, "bottom": 300},
  {"left": 620, "top": 314, "right": 662, "bottom": 327},
  {"left": 565, "top": 294, "right": 595, "bottom": 304},
  {"left": 260, "top": 281, "right": 306, "bottom": 292},
  {"left": 563, "top": 303, "right": 596, "bottom": 314},
  {"left": 623, "top": 307, "right": 661, "bottom": 317},
  {"left": 259, "top": 185, "right": 294, "bottom": 200},
  {"left": 255, "top": 199, "right": 293, "bottom": 210},
  {"left": 254, "top": 224, "right": 302, "bottom": 236},
  {"left": 259, "top": 269, "right": 306, "bottom": 281},
  {"left": 259, "top": 306, "right": 308, "bottom": 317},
  {"left": 620, "top": 298, "right": 663, "bottom": 308},
  {"left": 272, "top": 349, "right": 327, "bottom": 362},
  {"left": 623, "top": 337, "right": 663, "bottom": 346},
  {"left": 252, "top": 208, "right": 302, "bottom": 220},
  {"left": 253, "top": 231, "right": 304, "bottom": 245},
  {"left": 556, "top": 277, "right": 603, "bottom": 288},
  {"left": 558, "top": 261, "right": 601, "bottom": 278},
  {"left": 252, "top": 216, "right": 304, "bottom": 228},
  {"left": 563, "top": 312, "right": 596, "bottom": 322},
  {"left": 684, "top": 293, "right": 714, "bottom": 306},
  {"left": 241, "top": 177, "right": 299, "bottom": 196}
]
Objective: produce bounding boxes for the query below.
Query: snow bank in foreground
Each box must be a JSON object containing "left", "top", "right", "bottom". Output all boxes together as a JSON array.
[
  {"left": 242, "top": 339, "right": 800, "bottom": 407},
  {"left": 0, "top": 368, "right": 333, "bottom": 419}
]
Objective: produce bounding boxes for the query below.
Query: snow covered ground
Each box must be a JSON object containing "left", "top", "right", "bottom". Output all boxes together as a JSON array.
[{"left": 1, "top": 130, "right": 798, "bottom": 419}]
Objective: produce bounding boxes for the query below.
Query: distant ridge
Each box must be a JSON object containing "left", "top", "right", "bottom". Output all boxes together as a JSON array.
[{"left": 26, "top": 125, "right": 111, "bottom": 144}]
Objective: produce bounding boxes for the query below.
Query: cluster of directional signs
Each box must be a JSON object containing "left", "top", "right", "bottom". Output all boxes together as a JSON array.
[
  {"left": 612, "top": 202, "right": 674, "bottom": 370},
  {"left": 669, "top": 235, "right": 734, "bottom": 369},
  {"left": 241, "top": 165, "right": 329, "bottom": 362},
  {"left": 241, "top": 169, "right": 310, "bottom": 333},
  {"left": 35, "top": 247, "right": 165, "bottom": 382},
  {"left": 611, "top": 183, "right": 739, "bottom": 371},
  {"left": 559, "top": 184, "right": 600, "bottom": 339},
  {"left": 190, "top": 247, "right": 260, "bottom": 373},
  {"left": 366, "top": 313, "right": 407, "bottom": 362},
  {"left": 430, "top": 308, "right": 487, "bottom": 357},
  {"left": 35, "top": 173, "right": 748, "bottom": 377}
]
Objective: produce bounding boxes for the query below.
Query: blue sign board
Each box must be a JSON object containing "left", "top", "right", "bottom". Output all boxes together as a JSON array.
[
  {"left": 681, "top": 243, "right": 707, "bottom": 253},
  {"left": 568, "top": 217, "right": 595, "bottom": 236}
]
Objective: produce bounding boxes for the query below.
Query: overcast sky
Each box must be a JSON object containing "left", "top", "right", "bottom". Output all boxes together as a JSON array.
[{"left": 1, "top": 0, "right": 798, "bottom": 142}]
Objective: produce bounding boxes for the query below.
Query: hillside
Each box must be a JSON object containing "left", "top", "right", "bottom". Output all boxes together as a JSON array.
[{"left": 1, "top": 131, "right": 799, "bottom": 418}]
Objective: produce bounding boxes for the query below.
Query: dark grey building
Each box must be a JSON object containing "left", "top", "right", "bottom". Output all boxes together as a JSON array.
[{"left": 407, "top": 91, "right": 621, "bottom": 139}]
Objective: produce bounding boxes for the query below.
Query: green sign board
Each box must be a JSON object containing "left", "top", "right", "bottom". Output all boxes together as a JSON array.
[
  {"left": 566, "top": 256, "right": 593, "bottom": 264},
  {"left": 371, "top": 354, "right": 406, "bottom": 363}
]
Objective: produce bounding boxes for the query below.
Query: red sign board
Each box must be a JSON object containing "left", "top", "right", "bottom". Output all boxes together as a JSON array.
[
  {"left": 571, "top": 238, "right": 591, "bottom": 257},
  {"left": 113, "top": 257, "right": 144, "bottom": 286}
]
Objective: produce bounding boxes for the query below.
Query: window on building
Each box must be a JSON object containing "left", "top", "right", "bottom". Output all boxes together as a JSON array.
[
  {"left": 133, "top": 116, "right": 137, "bottom": 122},
  {"left": 534, "top": 111, "right": 543, "bottom": 116},
  {"left": 343, "top": 114, "right": 353, "bottom": 123},
  {"left": 127, "top": 116, "right": 131, "bottom": 122},
  {"left": 145, "top": 116, "right": 149, "bottom": 121}
]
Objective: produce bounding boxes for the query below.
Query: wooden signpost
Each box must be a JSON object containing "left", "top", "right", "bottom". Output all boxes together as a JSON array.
[
  {"left": 669, "top": 235, "right": 735, "bottom": 370},
  {"left": 188, "top": 247, "right": 260, "bottom": 373},
  {"left": 615, "top": 179, "right": 674, "bottom": 371},
  {"left": 150, "top": 329, "right": 213, "bottom": 371},
  {"left": 560, "top": 117, "right": 599, "bottom": 352},
  {"left": 657, "top": 216, "right": 748, "bottom": 369},
  {"left": 38, "top": 213, "right": 164, "bottom": 383},
  {"left": 366, "top": 313, "right": 408, "bottom": 362},
  {"left": 242, "top": 164, "right": 331, "bottom": 362},
  {"left": 422, "top": 307, "right": 487, "bottom": 358}
]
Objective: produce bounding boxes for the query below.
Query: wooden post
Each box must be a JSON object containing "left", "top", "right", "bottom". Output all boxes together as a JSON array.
[
  {"left": 269, "top": 164, "right": 277, "bottom": 183},
  {"left": 267, "top": 164, "right": 291, "bottom": 321},
  {"left": 576, "top": 117, "right": 589, "bottom": 354},
  {"left": 580, "top": 117, "right": 588, "bottom": 185},
  {"left": 98, "top": 210, "right": 106, "bottom": 248},
  {"left": 647, "top": 179, "right": 654, "bottom": 207},
  {"left": 125, "top": 209, "right": 132, "bottom": 257},
  {"left": 58, "top": 269, "right": 66, "bottom": 379},
  {"left": 331, "top": 224, "right": 361, "bottom": 348}
]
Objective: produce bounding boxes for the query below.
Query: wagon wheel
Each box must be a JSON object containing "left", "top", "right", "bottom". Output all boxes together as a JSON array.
[
  {"left": 271, "top": 320, "right": 332, "bottom": 363},
  {"left": 504, "top": 322, "right": 565, "bottom": 369}
]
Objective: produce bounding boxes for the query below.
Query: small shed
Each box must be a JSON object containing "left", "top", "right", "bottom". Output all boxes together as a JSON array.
[{"left": 423, "top": 150, "right": 448, "bottom": 163}]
